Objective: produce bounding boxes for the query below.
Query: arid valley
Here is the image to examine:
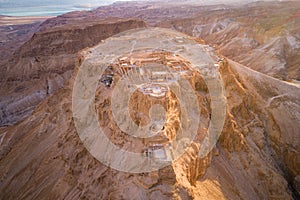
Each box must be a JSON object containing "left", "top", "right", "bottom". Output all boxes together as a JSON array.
[{"left": 0, "top": 1, "right": 299, "bottom": 199}]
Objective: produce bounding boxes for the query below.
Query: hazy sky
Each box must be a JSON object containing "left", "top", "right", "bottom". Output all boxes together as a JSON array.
[
  {"left": 0, "top": 0, "right": 263, "bottom": 7},
  {"left": 0, "top": 0, "right": 285, "bottom": 16},
  {"left": 0, "top": 0, "right": 135, "bottom": 7},
  {"left": 0, "top": 0, "right": 285, "bottom": 7},
  {"left": 0, "top": 0, "right": 133, "bottom": 16}
]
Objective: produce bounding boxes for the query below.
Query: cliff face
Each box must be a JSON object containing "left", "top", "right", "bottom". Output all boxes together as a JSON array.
[
  {"left": 0, "top": 28, "right": 299, "bottom": 200},
  {"left": 0, "top": 1, "right": 299, "bottom": 200},
  {"left": 155, "top": 1, "right": 300, "bottom": 81},
  {"left": 0, "top": 16, "right": 49, "bottom": 67},
  {"left": 64, "top": 1, "right": 299, "bottom": 81},
  {"left": 2, "top": 1, "right": 299, "bottom": 126},
  {"left": 0, "top": 18, "right": 146, "bottom": 126}
]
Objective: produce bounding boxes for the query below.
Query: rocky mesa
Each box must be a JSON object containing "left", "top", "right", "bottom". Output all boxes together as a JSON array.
[{"left": 0, "top": 1, "right": 299, "bottom": 200}]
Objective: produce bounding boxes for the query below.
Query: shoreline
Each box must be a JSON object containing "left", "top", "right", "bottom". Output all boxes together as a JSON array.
[
  {"left": 0, "top": 3, "right": 109, "bottom": 19},
  {"left": 0, "top": 15, "right": 54, "bottom": 26}
]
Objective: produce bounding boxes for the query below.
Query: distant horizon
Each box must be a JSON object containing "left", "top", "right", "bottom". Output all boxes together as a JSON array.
[
  {"left": 0, "top": 0, "right": 136, "bottom": 17},
  {"left": 0, "top": 0, "right": 291, "bottom": 17}
]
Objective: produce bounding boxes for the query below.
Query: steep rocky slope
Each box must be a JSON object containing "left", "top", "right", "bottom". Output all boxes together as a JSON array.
[
  {"left": 1, "top": 1, "right": 299, "bottom": 127},
  {"left": 157, "top": 1, "right": 300, "bottom": 81},
  {"left": 0, "top": 18, "right": 146, "bottom": 126},
  {"left": 0, "top": 28, "right": 299, "bottom": 200},
  {"left": 53, "top": 1, "right": 299, "bottom": 81},
  {"left": 0, "top": 1, "right": 299, "bottom": 199},
  {"left": 117, "top": 1, "right": 300, "bottom": 81},
  {"left": 0, "top": 16, "right": 49, "bottom": 66}
]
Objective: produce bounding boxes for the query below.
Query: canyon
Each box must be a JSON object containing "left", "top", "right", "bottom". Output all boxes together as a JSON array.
[{"left": 0, "top": 1, "right": 299, "bottom": 199}]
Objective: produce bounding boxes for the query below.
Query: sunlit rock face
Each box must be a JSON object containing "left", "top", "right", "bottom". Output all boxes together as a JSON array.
[
  {"left": 0, "top": 1, "right": 299, "bottom": 199},
  {"left": 72, "top": 28, "right": 226, "bottom": 174},
  {"left": 0, "top": 25, "right": 299, "bottom": 200}
]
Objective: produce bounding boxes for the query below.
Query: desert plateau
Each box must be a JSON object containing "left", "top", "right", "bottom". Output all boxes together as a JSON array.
[{"left": 0, "top": 0, "right": 299, "bottom": 199}]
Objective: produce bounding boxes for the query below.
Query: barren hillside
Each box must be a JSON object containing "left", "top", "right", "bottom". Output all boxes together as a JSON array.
[
  {"left": 0, "top": 18, "right": 145, "bottom": 126},
  {"left": 0, "top": 1, "right": 299, "bottom": 200}
]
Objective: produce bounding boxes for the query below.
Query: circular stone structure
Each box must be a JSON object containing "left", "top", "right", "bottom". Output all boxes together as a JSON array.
[{"left": 72, "top": 28, "right": 227, "bottom": 173}]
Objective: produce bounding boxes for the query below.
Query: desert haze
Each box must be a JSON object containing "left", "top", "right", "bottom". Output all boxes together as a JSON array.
[{"left": 0, "top": 0, "right": 299, "bottom": 200}]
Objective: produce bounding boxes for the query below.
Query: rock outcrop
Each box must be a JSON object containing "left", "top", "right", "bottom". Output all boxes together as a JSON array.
[
  {"left": 2, "top": 1, "right": 300, "bottom": 126},
  {"left": 0, "top": 1, "right": 299, "bottom": 199},
  {"left": 156, "top": 1, "right": 300, "bottom": 81},
  {"left": 0, "top": 18, "right": 146, "bottom": 126},
  {"left": 57, "top": 1, "right": 300, "bottom": 81},
  {"left": 0, "top": 28, "right": 299, "bottom": 200}
]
